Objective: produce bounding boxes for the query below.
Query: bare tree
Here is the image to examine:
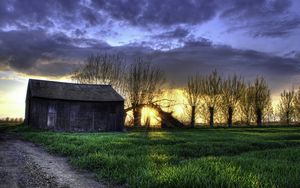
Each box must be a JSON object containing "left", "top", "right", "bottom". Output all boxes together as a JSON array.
[
  {"left": 264, "top": 102, "right": 274, "bottom": 124},
  {"left": 239, "top": 83, "right": 255, "bottom": 125},
  {"left": 124, "top": 58, "right": 165, "bottom": 127},
  {"left": 253, "top": 76, "right": 271, "bottom": 127},
  {"left": 221, "top": 75, "right": 245, "bottom": 127},
  {"left": 71, "top": 54, "right": 125, "bottom": 94},
  {"left": 185, "top": 74, "right": 202, "bottom": 128},
  {"left": 293, "top": 87, "right": 300, "bottom": 123},
  {"left": 202, "top": 70, "right": 222, "bottom": 128},
  {"left": 278, "top": 89, "right": 295, "bottom": 125}
]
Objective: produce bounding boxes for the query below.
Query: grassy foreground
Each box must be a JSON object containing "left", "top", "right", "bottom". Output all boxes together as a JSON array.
[{"left": 14, "top": 127, "right": 300, "bottom": 187}]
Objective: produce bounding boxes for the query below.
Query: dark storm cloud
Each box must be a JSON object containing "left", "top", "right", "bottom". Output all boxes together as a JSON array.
[
  {"left": 183, "top": 37, "right": 213, "bottom": 47},
  {"left": 0, "top": 30, "right": 111, "bottom": 76},
  {"left": 154, "top": 27, "right": 190, "bottom": 39},
  {"left": 80, "top": 6, "right": 104, "bottom": 26},
  {"left": 1, "top": 29, "right": 299, "bottom": 93},
  {"left": 0, "top": 0, "right": 298, "bottom": 38},
  {"left": 90, "top": 0, "right": 299, "bottom": 37},
  {"left": 143, "top": 38, "right": 300, "bottom": 93},
  {"left": 225, "top": 14, "right": 300, "bottom": 37},
  {"left": 251, "top": 16, "right": 300, "bottom": 37},
  {"left": 222, "top": 0, "right": 300, "bottom": 37},
  {"left": 221, "top": 0, "right": 291, "bottom": 19},
  {"left": 91, "top": 0, "right": 218, "bottom": 26},
  {"left": 73, "top": 29, "right": 86, "bottom": 37},
  {"left": 0, "top": 0, "right": 103, "bottom": 30},
  {"left": 2, "top": 0, "right": 215, "bottom": 28}
]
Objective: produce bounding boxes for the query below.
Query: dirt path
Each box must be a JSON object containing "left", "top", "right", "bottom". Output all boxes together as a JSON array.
[{"left": 0, "top": 133, "right": 107, "bottom": 188}]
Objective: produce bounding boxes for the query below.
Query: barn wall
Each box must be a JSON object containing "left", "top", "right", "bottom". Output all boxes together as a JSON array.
[
  {"left": 29, "top": 98, "right": 48, "bottom": 129},
  {"left": 28, "top": 98, "right": 124, "bottom": 131}
]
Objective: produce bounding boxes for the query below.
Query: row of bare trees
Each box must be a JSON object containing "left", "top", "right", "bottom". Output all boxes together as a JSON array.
[
  {"left": 185, "top": 70, "right": 271, "bottom": 127},
  {"left": 72, "top": 54, "right": 299, "bottom": 127}
]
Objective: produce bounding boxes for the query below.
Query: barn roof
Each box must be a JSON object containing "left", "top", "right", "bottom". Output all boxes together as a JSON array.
[{"left": 27, "top": 79, "right": 124, "bottom": 102}]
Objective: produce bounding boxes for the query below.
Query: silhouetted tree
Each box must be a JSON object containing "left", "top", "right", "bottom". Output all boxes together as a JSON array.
[
  {"left": 293, "top": 88, "right": 300, "bottom": 122},
  {"left": 185, "top": 74, "right": 202, "bottom": 128},
  {"left": 221, "top": 75, "right": 245, "bottom": 127},
  {"left": 278, "top": 89, "right": 295, "bottom": 125},
  {"left": 202, "top": 70, "right": 222, "bottom": 128},
  {"left": 124, "top": 58, "right": 165, "bottom": 127},
  {"left": 72, "top": 54, "right": 125, "bottom": 94},
  {"left": 264, "top": 103, "right": 274, "bottom": 124},
  {"left": 239, "top": 83, "right": 255, "bottom": 125},
  {"left": 253, "top": 76, "right": 271, "bottom": 127}
]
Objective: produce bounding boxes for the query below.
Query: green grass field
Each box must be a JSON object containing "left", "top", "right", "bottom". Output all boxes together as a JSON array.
[{"left": 9, "top": 126, "right": 300, "bottom": 187}]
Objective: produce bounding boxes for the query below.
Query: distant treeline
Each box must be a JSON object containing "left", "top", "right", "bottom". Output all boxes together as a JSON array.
[{"left": 0, "top": 117, "right": 24, "bottom": 124}]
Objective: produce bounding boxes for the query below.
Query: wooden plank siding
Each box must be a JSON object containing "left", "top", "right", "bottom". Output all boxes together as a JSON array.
[{"left": 27, "top": 98, "right": 124, "bottom": 132}]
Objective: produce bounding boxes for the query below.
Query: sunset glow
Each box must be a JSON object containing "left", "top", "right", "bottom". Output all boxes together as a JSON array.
[
  {"left": 1, "top": 1, "right": 299, "bottom": 187},
  {"left": 141, "top": 107, "right": 161, "bottom": 126},
  {"left": 0, "top": 74, "right": 72, "bottom": 118},
  {"left": 0, "top": 0, "right": 299, "bottom": 122}
]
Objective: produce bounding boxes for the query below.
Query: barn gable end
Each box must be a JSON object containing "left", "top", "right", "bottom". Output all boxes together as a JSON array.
[{"left": 25, "top": 79, "right": 124, "bottom": 132}]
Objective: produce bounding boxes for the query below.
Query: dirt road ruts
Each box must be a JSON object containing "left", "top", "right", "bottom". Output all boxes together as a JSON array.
[{"left": 0, "top": 134, "right": 107, "bottom": 188}]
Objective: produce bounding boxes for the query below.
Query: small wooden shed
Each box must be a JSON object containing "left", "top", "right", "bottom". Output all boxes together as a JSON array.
[{"left": 24, "top": 79, "right": 124, "bottom": 131}]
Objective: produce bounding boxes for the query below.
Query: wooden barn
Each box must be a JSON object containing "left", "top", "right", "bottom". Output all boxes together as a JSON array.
[{"left": 24, "top": 79, "right": 124, "bottom": 132}]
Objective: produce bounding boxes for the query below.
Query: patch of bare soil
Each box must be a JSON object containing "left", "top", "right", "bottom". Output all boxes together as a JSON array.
[{"left": 0, "top": 134, "right": 108, "bottom": 188}]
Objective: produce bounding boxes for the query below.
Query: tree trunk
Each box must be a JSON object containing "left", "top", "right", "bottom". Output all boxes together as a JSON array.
[
  {"left": 209, "top": 107, "right": 214, "bottom": 128},
  {"left": 133, "top": 105, "right": 142, "bottom": 127},
  {"left": 246, "top": 118, "right": 250, "bottom": 126},
  {"left": 245, "top": 109, "right": 251, "bottom": 126},
  {"left": 191, "top": 105, "right": 196, "bottom": 128},
  {"left": 256, "top": 108, "right": 262, "bottom": 127},
  {"left": 161, "top": 121, "right": 167, "bottom": 128},
  {"left": 286, "top": 111, "right": 290, "bottom": 125},
  {"left": 227, "top": 106, "right": 233, "bottom": 128},
  {"left": 145, "top": 117, "right": 150, "bottom": 127}
]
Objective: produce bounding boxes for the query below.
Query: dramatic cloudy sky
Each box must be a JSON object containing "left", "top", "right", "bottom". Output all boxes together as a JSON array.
[{"left": 0, "top": 0, "right": 300, "bottom": 117}]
